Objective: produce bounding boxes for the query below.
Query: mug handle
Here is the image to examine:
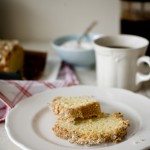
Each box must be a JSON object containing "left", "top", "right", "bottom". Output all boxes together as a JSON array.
[{"left": 136, "top": 56, "right": 150, "bottom": 85}]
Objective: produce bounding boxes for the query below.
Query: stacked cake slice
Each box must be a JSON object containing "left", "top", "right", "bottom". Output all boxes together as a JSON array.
[
  {"left": 50, "top": 96, "right": 129, "bottom": 146},
  {"left": 51, "top": 96, "right": 101, "bottom": 122}
]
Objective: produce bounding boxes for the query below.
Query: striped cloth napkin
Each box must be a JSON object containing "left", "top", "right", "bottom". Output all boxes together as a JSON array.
[{"left": 0, "top": 62, "right": 79, "bottom": 122}]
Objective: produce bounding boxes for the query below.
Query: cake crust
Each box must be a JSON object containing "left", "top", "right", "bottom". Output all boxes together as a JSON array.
[{"left": 52, "top": 112, "right": 129, "bottom": 146}]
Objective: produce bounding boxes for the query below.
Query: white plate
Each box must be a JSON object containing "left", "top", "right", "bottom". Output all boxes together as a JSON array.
[{"left": 5, "top": 86, "right": 150, "bottom": 150}]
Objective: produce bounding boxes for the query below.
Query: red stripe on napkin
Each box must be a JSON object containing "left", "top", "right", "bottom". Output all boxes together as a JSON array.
[
  {"left": 38, "top": 81, "right": 56, "bottom": 89},
  {"left": 0, "top": 106, "right": 10, "bottom": 121},
  {"left": 0, "top": 93, "right": 14, "bottom": 108},
  {"left": 12, "top": 81, "right": 33, "bottom": 105},
  {"left": 7, "top": 80, "right": 32, "bottom": 97}
]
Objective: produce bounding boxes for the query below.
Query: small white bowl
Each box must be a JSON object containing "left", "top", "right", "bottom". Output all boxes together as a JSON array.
[{"left": 51, "top": 33, "right": 101, "bottom": 67}]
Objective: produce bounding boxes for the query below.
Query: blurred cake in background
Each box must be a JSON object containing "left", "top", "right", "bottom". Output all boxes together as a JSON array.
[{"left": 0, "top": 40, "right": 24, "bottom": 73}]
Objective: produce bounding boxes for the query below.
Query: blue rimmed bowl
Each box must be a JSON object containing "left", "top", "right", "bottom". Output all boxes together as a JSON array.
[{"left": 51, "top": 33, "right": 102, "bottom": 67}]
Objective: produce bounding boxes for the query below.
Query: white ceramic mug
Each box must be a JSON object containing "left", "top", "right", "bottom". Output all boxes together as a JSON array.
[{"left": 93, "top": 34, "right": 150, "bottom": 91}]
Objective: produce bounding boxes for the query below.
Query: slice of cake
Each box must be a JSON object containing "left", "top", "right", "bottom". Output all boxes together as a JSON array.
[
  {"left": 53, "top": 112, "right": 129, "bottom": 145},
  {"left": 50, "top": 96, "right": 101, "bottom": 120},
  {"left": 0, "top": 40, "right": 24, "bottom": 73}
]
